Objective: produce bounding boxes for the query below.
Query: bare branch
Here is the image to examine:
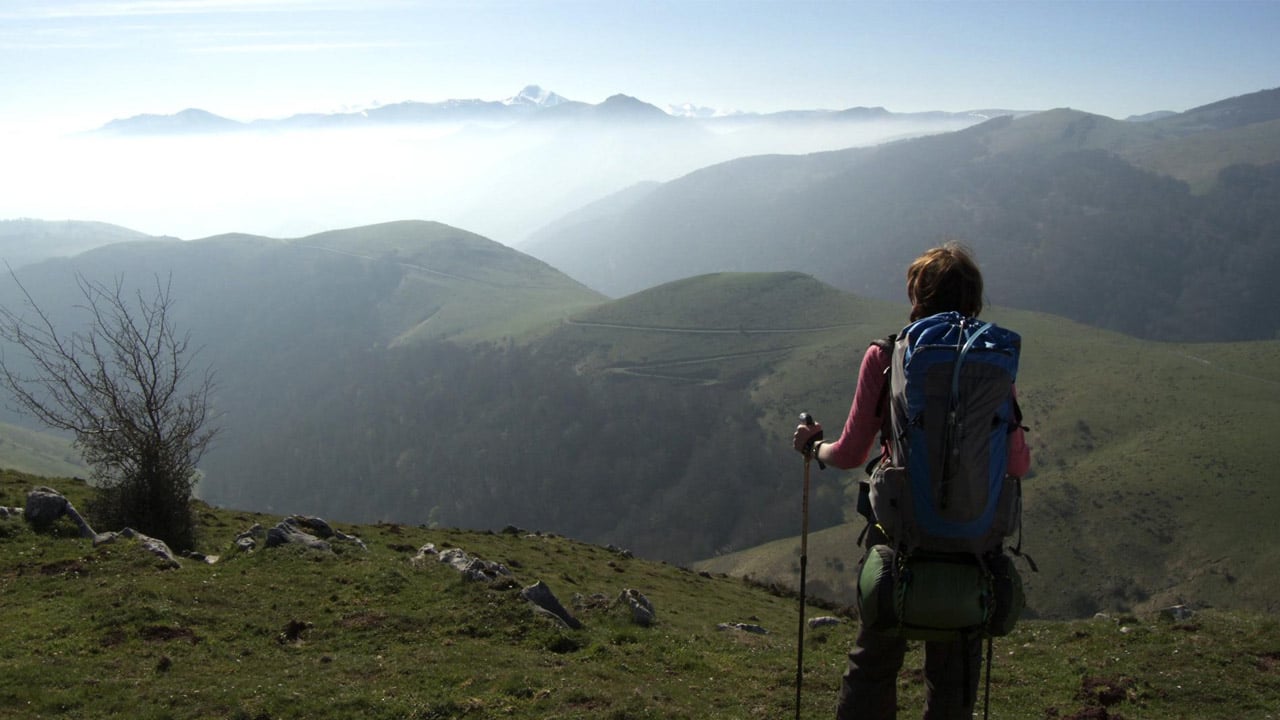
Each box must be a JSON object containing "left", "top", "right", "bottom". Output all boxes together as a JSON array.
[{"left": 0, "top": 268, "right": 218, "bottom": 550}]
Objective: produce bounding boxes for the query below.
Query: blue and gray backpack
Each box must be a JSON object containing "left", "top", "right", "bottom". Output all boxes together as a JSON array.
[
  {"left": 858, "top": 311, "right": 1030, "bottom": 639},
  {"left": 873, "top": 311, "right": 1024, "bottom": 555}
]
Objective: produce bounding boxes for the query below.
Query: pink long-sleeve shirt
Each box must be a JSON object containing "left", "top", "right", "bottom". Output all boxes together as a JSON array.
[{"left": 823, "top": 342, "right": 1031, "bottom": 477}]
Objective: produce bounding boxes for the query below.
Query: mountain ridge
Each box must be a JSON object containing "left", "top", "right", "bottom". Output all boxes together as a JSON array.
[
  {"left": 522, "top": 87, "right": 1280, "bottom": 342},
  {"left": 92, "top": 85, "right": 1038, "bottom": 136}
]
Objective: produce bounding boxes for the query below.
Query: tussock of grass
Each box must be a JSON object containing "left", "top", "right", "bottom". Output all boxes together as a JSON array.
[{"left": 2, "top": 471, "right": 1278, "bottom": 719}]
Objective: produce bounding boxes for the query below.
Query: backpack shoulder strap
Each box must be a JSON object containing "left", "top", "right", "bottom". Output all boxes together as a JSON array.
[{"left": 865, "top": 334, "right": 896, "bottom": 475}]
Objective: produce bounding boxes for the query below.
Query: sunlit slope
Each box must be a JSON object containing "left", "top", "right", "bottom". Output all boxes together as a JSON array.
[
  {"left": 1124, "top": 117, "right": 1280, "bottom": 192},
  {"left": 0, "top": 422, "right": 87, "bottom": 479},
  {"left": 294, "top": 220, "right": 606, "bottom": 344},
  {"left": 7, "top": 220, "right": 604, "bottom": 350},
  {"left": 0, "top": 220, "right": 604, "bottom": 482},
  {"left": 5, "top": 472, "right": 1278, "bottom": 719},
  {"left": 0, "top": 219, "right": 156, "bottom": 269},
  {"left": 697, "top": 307, "right": 1280, "bottom": 620},
  {"left": 546, "top": 271, "right": 902, "bottom": 386}
]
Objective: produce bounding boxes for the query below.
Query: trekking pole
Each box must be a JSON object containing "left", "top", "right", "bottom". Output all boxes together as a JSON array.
[
  {"left": 984, "top": 636, "right": 994, "bottom": 720},
  {"left": 795, "top": 412, "right": 823, "bottom": 720}
]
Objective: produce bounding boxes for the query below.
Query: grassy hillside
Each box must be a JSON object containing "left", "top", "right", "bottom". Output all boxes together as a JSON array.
[
  {"left": 519, "top": 274, "right": 1280, "bottom": 619},
  {"left": 551, "top": 272, "right": 902, "bottom": 384},
  {"left": 1123, "top": 118, "right": 1280, "bottom": 193},
  {"left": 0, "top": 423, "right": 86, "bottom": 479},
  {"left": 0, "top": 219, "right": 155, "bottom": 270},
  {"left": 5, "top": 220, "right": 603, "bottom": 355},
  {"left": 3, "top": 472, "right": 1278, "bottom": 720},
  {"left": 2, "top": 229, "right": 1276, "bottom": 628},
  {"left": 295, "top": 221, "right": 605, "bottom": 344},
  {"left": 699, "top": 304, "right": 1280, "bottom": 620}
]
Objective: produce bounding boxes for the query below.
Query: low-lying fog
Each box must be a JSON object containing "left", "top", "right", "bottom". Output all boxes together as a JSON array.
[{"left": 2, "top": 113, "right": 982, "bottom": 245}]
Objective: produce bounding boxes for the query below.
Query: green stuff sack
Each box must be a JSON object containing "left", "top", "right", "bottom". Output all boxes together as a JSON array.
[
  {"left": 856, "top": 545, "right": 1023, "bottom": 640},
  {"left": 985, "top": 551, "right": 1025, "bottom": 637}
]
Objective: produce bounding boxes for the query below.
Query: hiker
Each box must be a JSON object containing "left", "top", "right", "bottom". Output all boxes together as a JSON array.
[{"left": 792, "top": 242, "right": 1030, "bottom": 720}]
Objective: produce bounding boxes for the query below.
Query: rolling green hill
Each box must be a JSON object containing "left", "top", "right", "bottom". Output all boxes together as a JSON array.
[
  {"left": 0, "top": 422, "right": 86, "bottom": 479},
  {"left": 292, "top": 220, "right": 605, "bottom": 344},
  {"left": 1, "top": 227, "right": 1276, "bottom": 624},
  {"left": 699, "top": 305, "right": 1280, "bottom": 620},
  {"left": 0, "top": 219, "right": 156, "bottom": 270},
  {"left": 3, "top": 472, "right": 1278, "bottom": 719}
]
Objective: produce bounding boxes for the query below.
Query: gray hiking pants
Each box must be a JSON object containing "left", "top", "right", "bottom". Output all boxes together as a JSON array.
[{"left": 834, "top": 625, "right": 982, "bottom": 720}]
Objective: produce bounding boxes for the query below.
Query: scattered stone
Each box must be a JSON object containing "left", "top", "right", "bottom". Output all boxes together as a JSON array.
[
  {"left": 606, "top": 544, "right": 633, "bottom": 559},
  {"left": 1158, "top": 604, "right": 1196, "bottom": 622},
  {"left": 618, "top": 588, "right": 655, "bottom": 627},
  {"left": 717, "top": 622, "right": 769, "bottom": 635},
  {"left": 23, "top": 487, "right": 97, "bottom": 538},
  {"left": 438, "top": 548, "right": 512, "bottom": 583},
  {"left": 521, "top": 581, "right": 582, "bottom": 630},
  {"left": 409, "top": 543, "right": 439, "bottom": 566},
  {"left": 183, "top": 551, "right": 220, "bottom": 564},
  {"left": 265, "top": 522, "right": 331, "bottom": 552},
  {"left": 501, "top": 524, "right": 524, "bottom": 535},
  {"left": 94, "top": 528, "right": 181, "bottom": 569},
  {"left": 233, "top": 523, "right": 264, "bottom": 552},
  {"left": 0, "top": 506, "right": 23, "bottom": 519},
  {"left": 24, "top": 487, "right": 68, "bottom": 528},
  {"left": 285, "top": 515, "right": 367, "bottom": 550},
  {"left": 808, "top": 616, "right": 842, "bottom": 629}
]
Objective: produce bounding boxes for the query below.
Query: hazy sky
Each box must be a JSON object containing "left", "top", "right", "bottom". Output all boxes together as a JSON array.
[
  {"left": 4, "top": 0, "right": 1278, "bottom": 131},
  {"left": 3, "top": 0, "right": 1279, "bottom": 241}
]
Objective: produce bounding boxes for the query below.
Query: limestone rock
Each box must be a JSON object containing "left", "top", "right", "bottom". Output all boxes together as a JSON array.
[
  {"left": 717, "top": 622, "right": 769, "bottom": 635},
  {"left": 94, "top": 528, "right": 181, "bottom": 568},
  {"left": 438, "top": 548, "right": 511, "bottom": 583},
  {"left": 265, "top": 522, "right": 331, "bottom": 552},
  {"left": 618, "top": 588, "right": 655, "bottom": 627},
  {"left": 24, "top": 487, "right": 96, "bottom": 538},
  {"left": 521, "top": 580, "right": 582, "bottom": 630}
]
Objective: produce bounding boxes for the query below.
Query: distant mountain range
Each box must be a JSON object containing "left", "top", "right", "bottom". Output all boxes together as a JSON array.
[
  {"left": 523, "top": 86, "right": 1280, "bottom": 342},
  {"left": 18, "top": 86, "right": 1280, "bottom": 344},
  {"left": 93, "top": 84, "right": 1030, "bottom": 135}
]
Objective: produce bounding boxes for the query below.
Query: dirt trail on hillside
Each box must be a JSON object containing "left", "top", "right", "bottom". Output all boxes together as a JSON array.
[
  {"left": 1172, "top": 351, "right": 1280, "bottom": 388},
  {"left": 601, "top": 347, "right": 796, "bottom": 385},
  {"left": 564, "top": 319, "right": 858, "bottom": 335}
]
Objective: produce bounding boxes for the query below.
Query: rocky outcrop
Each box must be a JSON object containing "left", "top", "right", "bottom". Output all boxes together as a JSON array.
[
  {"left": 522, "top": 581, "right": 582, "bottom": 630},
  {"left": 618, "top": 588, "right": 656, "bottom": 627},
  {"left": 94, "top": 528, "right": 182, "bottom": 568},
  {"left": 24, "top": 487, "right": 96, "bottom": 538}
]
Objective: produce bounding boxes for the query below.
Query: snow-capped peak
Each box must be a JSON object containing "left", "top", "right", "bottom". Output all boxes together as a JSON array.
[
  {"left": 664, "top": 102, "right": 739, "bottom": 119},
  {"left": 504, "top": 85, "right": 569, "bottom": 108}
]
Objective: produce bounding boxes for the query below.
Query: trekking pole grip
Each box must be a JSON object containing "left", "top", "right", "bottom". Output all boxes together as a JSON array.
[{"left": 799, "top": 412, "right": 825, "bottom": 469}]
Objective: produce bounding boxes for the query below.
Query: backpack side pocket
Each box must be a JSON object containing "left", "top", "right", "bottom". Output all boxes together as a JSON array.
[{"left": 869, "top": 465, "right": 912, "bottom": 544}]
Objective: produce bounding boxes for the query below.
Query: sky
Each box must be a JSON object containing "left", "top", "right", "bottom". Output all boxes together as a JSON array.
[
  {"left": 3, "top": 0, "right": 1278, "bottom": 130},
  {"left": 2, "top": 0, "right": 1279, "bottom": 241}
]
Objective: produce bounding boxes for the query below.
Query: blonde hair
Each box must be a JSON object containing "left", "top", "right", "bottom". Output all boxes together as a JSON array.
[{"left": 906, "top": 242, "right": 984, "bottom": 321}]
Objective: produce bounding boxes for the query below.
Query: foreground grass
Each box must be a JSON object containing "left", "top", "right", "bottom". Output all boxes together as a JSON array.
[{"left": 2, "top": 472, "right": 1277, "bottom": 719}]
